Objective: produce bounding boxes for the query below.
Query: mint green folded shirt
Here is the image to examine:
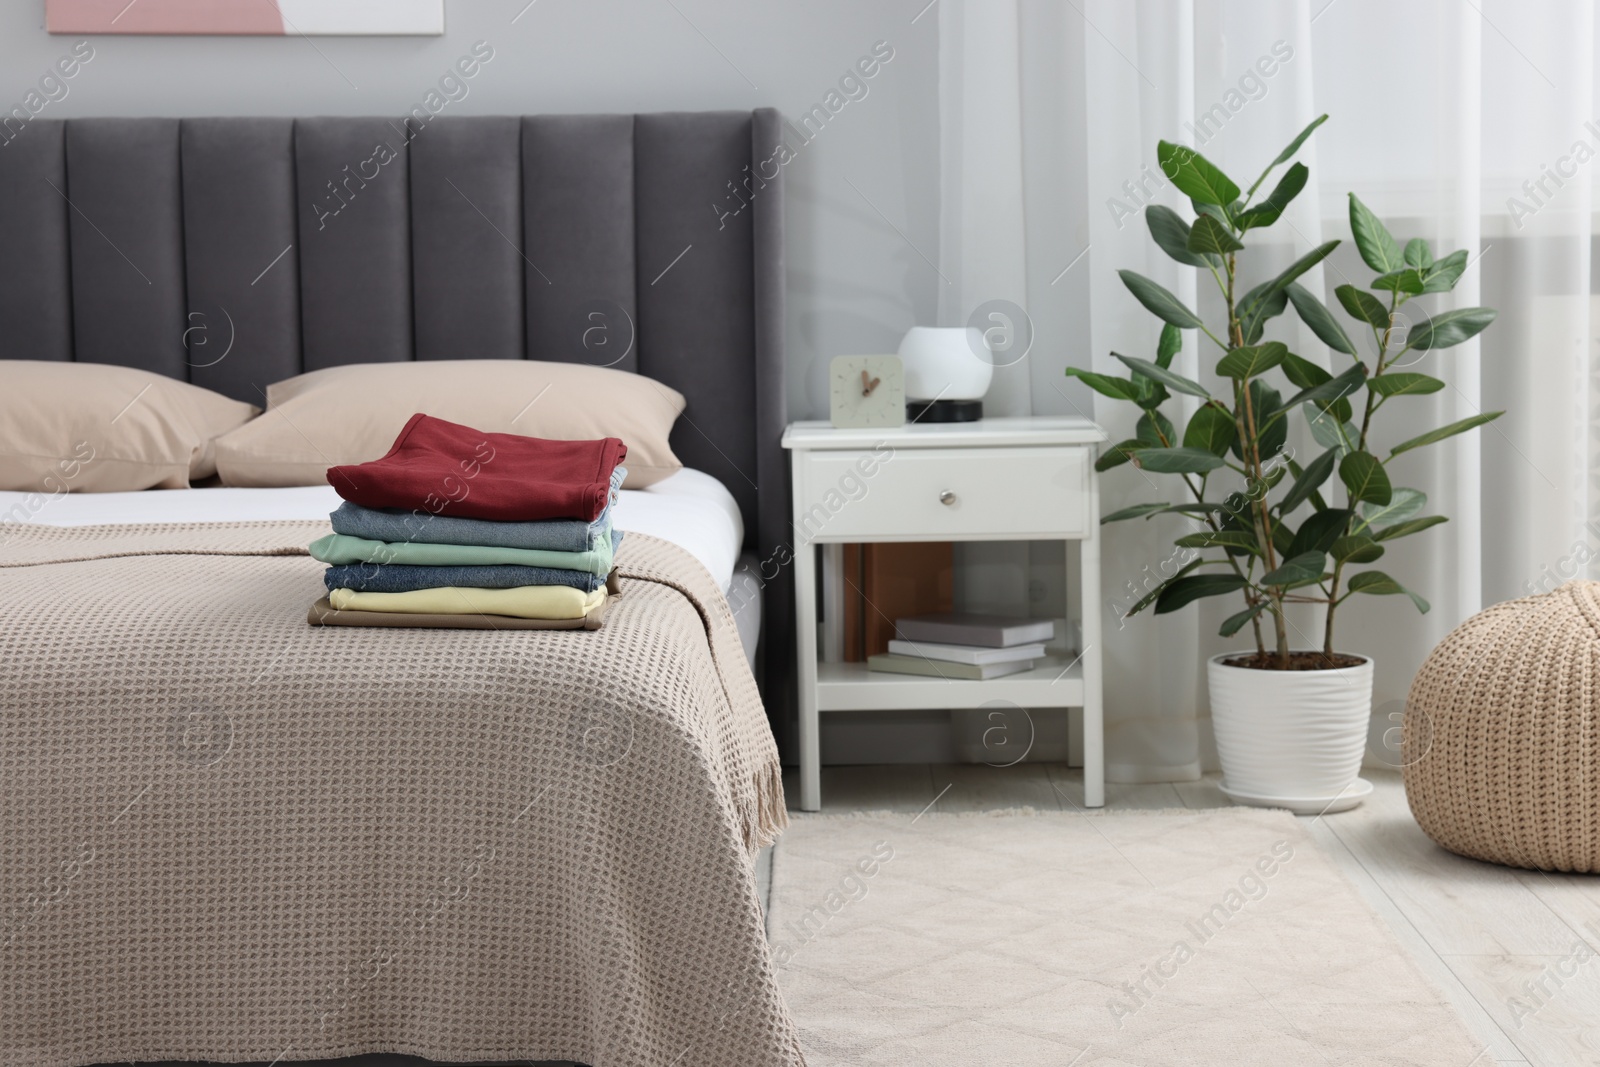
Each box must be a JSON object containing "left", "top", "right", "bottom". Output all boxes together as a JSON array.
[{"left": 309, "top": 529, "right": 614, "bottom": 576}]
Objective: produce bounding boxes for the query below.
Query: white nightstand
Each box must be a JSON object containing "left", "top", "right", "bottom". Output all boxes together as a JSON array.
[{"left": 782, "top": 416, "right": 1108, "bottom": 812}]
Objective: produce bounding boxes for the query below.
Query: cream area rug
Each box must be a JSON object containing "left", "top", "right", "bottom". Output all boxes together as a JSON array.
[{"left": 770, "top": 808, "right": 1481, "bottom": 1066}]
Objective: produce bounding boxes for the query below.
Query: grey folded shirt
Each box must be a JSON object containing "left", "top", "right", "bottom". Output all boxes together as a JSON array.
[
  {"left": 324, "top": 559, "right": 610, "bottom": 594},
  {"left": 329, "top": 465, "right": 625, "bottom": 552}
]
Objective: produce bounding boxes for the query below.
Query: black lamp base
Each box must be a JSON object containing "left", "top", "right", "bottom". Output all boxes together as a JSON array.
[{"left": 907, "top": 399, "right": 983, "bottom": 423}]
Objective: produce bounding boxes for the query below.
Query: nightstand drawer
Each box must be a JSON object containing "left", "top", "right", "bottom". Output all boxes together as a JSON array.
[{"left": 798, "top": 446, "right": 1088, "bottom": 539}]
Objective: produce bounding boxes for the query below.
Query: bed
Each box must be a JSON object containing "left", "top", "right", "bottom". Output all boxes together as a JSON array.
[{"left": 0, "top": 113, "right": 800, "bottom": 1067}]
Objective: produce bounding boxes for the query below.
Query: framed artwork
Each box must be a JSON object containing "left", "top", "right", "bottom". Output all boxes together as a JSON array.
[{"left": 47, "top": 0, "right": 444, "bottom": 35}]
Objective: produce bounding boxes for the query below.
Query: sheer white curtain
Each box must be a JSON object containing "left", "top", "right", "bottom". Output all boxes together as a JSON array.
[{"left": 937, "top": 0, "right": 1600, "bottom": 780}]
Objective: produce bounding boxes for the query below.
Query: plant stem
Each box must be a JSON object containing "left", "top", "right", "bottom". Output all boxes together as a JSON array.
[
  {"left": 1322, "top": 290, "right": 1397, "bottom": 657},
  {"left": 1220, "top": 255, "right": 1271, "bottom": 658},
  {"left": 1223, "top": 253, "right": 1289, "bottom": 666}
]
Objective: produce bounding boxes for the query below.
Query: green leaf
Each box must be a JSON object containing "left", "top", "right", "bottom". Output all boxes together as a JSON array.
[
  {"left": 1336, "top": 284, "right": 1391, "bottom": 329},
  {"left": 1347, "top": 570, "right": 1430, "bottom": 613},
  {"left": 1403, "top": 238, "right": 1434, "bottom": 270},
  {"left": 1241, "top": 240, "right": 1341, "bottom": 340},
  {"left": 1175, "top": 530, "right": 1260, "bottom": 552},
  {"left": 1154, "top": 574, "right": 1249, "bottom": 614},
  {"left": 1094, "top": 439, "right": 1141, "bottom": 472},
  {"left": 1218, "top": 601, "right": 1268, "bottom": 637},
  {"left": 1157, "top": 141, "right": 1241, "bottom": 206},
  {"left": 1269, "top": 240, "right": 1342, "bottom": 292},
  {"left": 1125, "top": 557, "right": 1208, "bottom": 617},
  {"left": 1217, "top": 341, "right": 1288, "bottom": 379},
  {"left": 1182, "top": 401, "right": 1237, "bottom": 456},
  {"left": 1246, "top": 114, "right": 1327, "bottom": 197},
  {"left": 1239, "top": 280, "right": 1290, "bottom": 321},
  {"left": 1285, "top": 282, "right": 1359, "bottom": 356},
  {"left": 1374, "top": 515, "right": 1448, "bottom": 541},
  {"left": 1276, "top": 362, "right": 1367, "bottom": 418},
  {"left": 1065, "top": 366, "right": 1144, "bottom": 401},
  {"left": 1145, "top": 205, "right": 1214, "bottom": 269},
  {"left": 1243, "top": 381, "right": 1288, "bottom": 460},
  {"left": 1288, "top": 508, "right": 1352, "bottom": 557},
  {"left": 1261, "top": 550, "right": 1327, "bottom": 587},
  {"left": 1420, "top": 249, "right": 1468, "bottom": 293},
  {"left": 1331, "top": 534, "right": 1385, "bottom": 563},
  {"left": 1238, "top": 281, "right": 1290, "bottom": 344},
  {"left": 1188, "top": 213, "right": 1244, "bottom": 255},
  {"left": 1357, "top": 488, "right": 1426, "bottom": 531},
  {"left": 1156, "top": 323, "right": 1182, "bottom": 368},
  {"left": 1101, "top": 501, "right": 1173, "bottom": 522},
  {"left": 1118, "top": 269, "right": 1204, "bottom": 328},
  {"left": 1284, "top": 457, "right": 1329, "bottom": 512},
  {"left": 1305, "top": 403, "right": 1360, "bottom": 454},
  {"left": 1278, "top": 447, "right": 1338, "bottom": 514},
  {"left": 1130, "top": 447, "right": 1228, "bottom": 474},
  {"left": 1132, "top": 379, "right": 1170, "bottom": 411},
  {"left": 1236, "top": 162, "right": 1307, "bottom": 230},
  {"left": 1370, "top": 268, "right": 1427, "bottom": 294},
  {"left": 1369, "top": 373, "right": 1444, "bottom": 397},
  {"left": 1164, "top": 502, "right": 1232, "bottom": 515},
  {"left": 1408, "top": 308, "right": 1498, "bottom": 350},
  {"left": 1349, "top": 193, "right": 1404, "bottom": 273},
  {"left": 1280, "top": 351, "right": 1332, "bottom": 390},
  {"left": 1340, "top": 451, "right": 1392, "bottom": 505},
  {"left": 1112, "top": 353, "right": 1210, "bottom": 399},
  {"left": 1389, "top": 412, "right": 1502, "bottom": 456},
  {"left": 1136, "top": 410, "right": 1176, "bottom": 447}
]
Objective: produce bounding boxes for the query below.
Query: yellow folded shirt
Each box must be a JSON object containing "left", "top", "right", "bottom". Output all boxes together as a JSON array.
[{"left": 328, "top": 584, "right": 605, "bottom": 619}]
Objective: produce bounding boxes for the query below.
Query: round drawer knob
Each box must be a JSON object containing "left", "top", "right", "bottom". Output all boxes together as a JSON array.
[{"left": 939, "top": 490, "right": 957, "bottom": 506}]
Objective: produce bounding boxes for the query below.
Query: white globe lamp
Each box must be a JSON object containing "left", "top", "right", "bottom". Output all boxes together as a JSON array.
[{"left": 897, "top": 326, "right": 992, "bottom": 422}]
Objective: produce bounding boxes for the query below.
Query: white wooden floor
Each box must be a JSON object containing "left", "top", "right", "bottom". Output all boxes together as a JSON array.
[{"left": 768, "top": 764, "right": 1600, "bottom": 1066}]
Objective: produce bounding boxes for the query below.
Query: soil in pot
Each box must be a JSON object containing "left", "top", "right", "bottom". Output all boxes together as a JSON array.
[{"left": 1222, "top": 651, "right": 1366, "bottom": 671}]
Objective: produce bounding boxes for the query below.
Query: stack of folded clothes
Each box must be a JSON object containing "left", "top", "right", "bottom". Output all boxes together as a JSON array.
[{"left": 307, "top": 413, "right": 626, "bottom": 630}]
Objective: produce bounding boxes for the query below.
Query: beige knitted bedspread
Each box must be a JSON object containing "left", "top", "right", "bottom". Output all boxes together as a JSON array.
[{"left": 0, "top": 521, "right": 801, "bottom": 1067}]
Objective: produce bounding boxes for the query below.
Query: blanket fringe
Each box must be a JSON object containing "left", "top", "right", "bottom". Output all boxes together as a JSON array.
[{"left": 744, "top": 760, "right": 789, "bottom": 851}]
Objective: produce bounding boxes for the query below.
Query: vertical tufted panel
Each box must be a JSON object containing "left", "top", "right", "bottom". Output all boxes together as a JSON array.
[
  {"left": 521, "top": 114, "right": 637, "bottom": 371},
  {"left": 294, "top": 118, "right": 413, "bottom": 370},
  {"left": 750, "top": 107, "right": 789, "bottom": 715},
  {"left": 65, "top": 118, "right": 187, "bottom": 378},
  {"left": 181, "top": 118, "right": 301, "bottom": 403},
  {"left": 410, "top": 116, "right": 523, "bottom": 362},
  {"left": 634, "top": 111, "right": 757, "bottom": 528},
  {"left": 0, "top": 120, "right": 73, "bottom": 363}
]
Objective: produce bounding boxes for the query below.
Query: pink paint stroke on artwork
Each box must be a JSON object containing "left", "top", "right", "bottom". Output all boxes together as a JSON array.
[{"left": 47, "top": 0, "right": 287, "bottom": 35}]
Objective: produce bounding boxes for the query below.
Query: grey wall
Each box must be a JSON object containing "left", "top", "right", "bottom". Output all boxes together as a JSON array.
[{"left": 0, "top": 0, "right": 942, "bottom": 420}]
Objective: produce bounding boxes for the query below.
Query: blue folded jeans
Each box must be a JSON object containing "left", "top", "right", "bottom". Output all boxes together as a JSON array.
[{"left": 329, "top": 465, "right": 625, "bottom": 552}]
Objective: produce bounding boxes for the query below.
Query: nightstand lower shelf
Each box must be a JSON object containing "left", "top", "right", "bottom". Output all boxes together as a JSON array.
[{"left": 816, "top": 657, "right": 1084, "bottom": 712}]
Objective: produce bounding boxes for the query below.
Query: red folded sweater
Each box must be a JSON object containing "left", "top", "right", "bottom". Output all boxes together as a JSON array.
[{"left": 327, "top": 413, "right": 626, "bottom": 522}]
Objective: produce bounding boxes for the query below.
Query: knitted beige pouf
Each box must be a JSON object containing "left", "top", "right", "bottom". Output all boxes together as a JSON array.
[{"left": 1404, "top": 581, "right": 1600, "bottom": 872}]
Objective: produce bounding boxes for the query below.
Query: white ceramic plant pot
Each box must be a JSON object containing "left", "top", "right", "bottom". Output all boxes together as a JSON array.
[{"left": 1208, "top": 652, "right": 1374, "bottom": 814}]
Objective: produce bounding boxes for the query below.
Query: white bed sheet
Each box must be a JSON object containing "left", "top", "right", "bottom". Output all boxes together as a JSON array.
[{"left": 0, "top": 468, "right": 746, "bottom": 593}]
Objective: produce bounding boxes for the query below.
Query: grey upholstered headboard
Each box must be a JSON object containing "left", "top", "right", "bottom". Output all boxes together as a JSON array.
[{"left": 0, "top": 110, "right": 791, "bottom": 709}]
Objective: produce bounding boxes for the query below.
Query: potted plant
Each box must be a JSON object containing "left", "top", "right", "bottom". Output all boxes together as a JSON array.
[{"left": 1069, "top": 115, "right": 1499, "bottom": 812}]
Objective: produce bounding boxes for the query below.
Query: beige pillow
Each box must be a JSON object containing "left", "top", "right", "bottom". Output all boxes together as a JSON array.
[
  {"left": 215, "top": 360, "right": 686, "bottom": 489},
  {"left": 0, "top": 361, "right": 258, "bottom": 493}
]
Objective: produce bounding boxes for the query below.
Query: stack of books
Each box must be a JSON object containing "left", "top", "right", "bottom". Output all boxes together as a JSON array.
[{"left": 867, "top": 612, "right": 1056, "bottom": 679}]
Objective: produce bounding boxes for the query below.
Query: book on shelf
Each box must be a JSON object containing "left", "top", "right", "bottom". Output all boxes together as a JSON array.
[
  {"left": 840, "top": 542, "right": 954, "bottom": 661},
  {"left": 894, "top": 613, "right": 1055, "bottom": 648},
  {"left": 866, "top": 653, "right": 1036, "bottom": 680},
  {"left": 885, "top": 639, "right": 1046, "bottom": 666}
]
